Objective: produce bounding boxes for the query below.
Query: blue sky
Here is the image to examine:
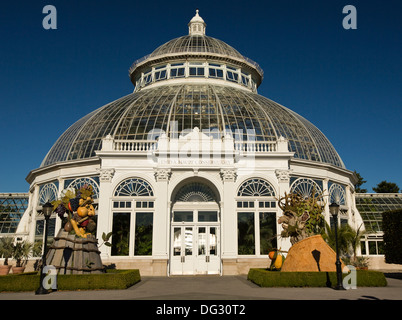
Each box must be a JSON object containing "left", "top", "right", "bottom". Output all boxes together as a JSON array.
[{"left": 0, "top": 0, "right": 401, "bottom": 193}]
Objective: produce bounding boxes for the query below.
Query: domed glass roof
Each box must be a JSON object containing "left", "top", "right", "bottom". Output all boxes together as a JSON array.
[
  {"left": 129, "top": 10, "right": 263, "bottom": 87},
  {"left": 149, "top": 35, "right": 246, "bottom": 60},
  {"left": 40, "top": 11, "right": 345, "bottom": 169},
  {"left": 41, "top": 84, "right": 344, "bottom": 168}
]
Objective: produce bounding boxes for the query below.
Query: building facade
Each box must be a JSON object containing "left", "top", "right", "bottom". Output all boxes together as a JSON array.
[{"left": 16, "top": 11, "right": 364, "bottom": 275}]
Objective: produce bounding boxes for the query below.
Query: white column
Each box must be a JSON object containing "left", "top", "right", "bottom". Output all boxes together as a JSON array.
[
  {"left": 96, "top": 168, "right": 115, "bottom": 259},
  {"left": 323, "top": 178, "right": 330, "bottom": 225},
  {"left": 275, "top": 169, "right": 292, "bottom": 253},
  {"left": 220, "top": 169, "right": 237, "bottom": 259},
  {"left": 54, "top": 177, "right": 65, "bottom": 233},
  {"left": 27, "top": 186, "right": 39, "bottom": 243},
  {"left": 153, "top": 169, "right": 171, "bottom": 259}
]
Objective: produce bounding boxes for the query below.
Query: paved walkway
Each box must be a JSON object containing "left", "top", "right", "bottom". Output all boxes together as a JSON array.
[{"left": 1, "top": 274, "right": 401, "bottom": 301}]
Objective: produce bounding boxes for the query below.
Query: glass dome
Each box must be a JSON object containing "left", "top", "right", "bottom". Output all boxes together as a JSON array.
[
  {"left": 149, "top": 35, "right": 246, "bottom": 60},
  {"left": 40, "top": 11, "right": 344, "bottom": 169},
  {"left": 129, "top": 10, "right": 263, "bottom": 88},
  {"left": 41, "top": 84, "right": 344, "bottom": 168}
]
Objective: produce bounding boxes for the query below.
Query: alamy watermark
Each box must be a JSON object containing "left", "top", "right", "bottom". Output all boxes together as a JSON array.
[
  {"left": 42, "top": 5, "right": 357, "bottom": 31},
  {"left": 42, "top": 5, "right": 57, "bottom": 30},
  {"left": 343, "top": 5, "right": 357, "bottom": 29},
  {"left": 343, "top": 265, "right": 357, "bottom": 289}
]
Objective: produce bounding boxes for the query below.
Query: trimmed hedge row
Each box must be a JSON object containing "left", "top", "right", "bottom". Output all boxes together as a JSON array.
[
  {"left": 0, "top": 269, "right": 141, "bottom": 292},
  {"left": 382, "top": 209, "right": 402, "bottom": 264},
  {"left": 247, "top": 268, "right": 387, "bottom": 287}
]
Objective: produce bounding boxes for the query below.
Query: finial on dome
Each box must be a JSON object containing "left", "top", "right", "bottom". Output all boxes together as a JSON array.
[{"left": 188, "top": 9, "right": 206, "bottom": 36}]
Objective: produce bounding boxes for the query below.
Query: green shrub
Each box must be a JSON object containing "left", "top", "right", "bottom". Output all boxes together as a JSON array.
[
  {"left": 382, "top": 209, "right": 402, "bottom": 264},
  {"left": 0, "top": 269, "right": 141, "bottom": 292},
  {"left": 247, "top": 268, "right": 387, "bottom": 287}
]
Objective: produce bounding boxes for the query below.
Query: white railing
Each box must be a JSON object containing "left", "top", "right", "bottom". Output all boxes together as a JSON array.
[
  {"left": 234, "top": 141, "right": 277, "bottom": 153},
  {"left": 101, "top": 134, "right": 289, "bottom": 154},
  {"left": 113, "top": 140, "right": 157, "bottom": 151}
]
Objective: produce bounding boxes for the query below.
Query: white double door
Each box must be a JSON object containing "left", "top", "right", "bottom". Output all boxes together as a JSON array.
[{"left": 170, "top": 223, "right": 220, "bottom": 275}]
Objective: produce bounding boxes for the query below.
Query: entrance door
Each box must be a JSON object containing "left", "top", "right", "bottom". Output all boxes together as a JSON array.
[
  {"left": 170, "top": 207, "right": 220, "bottom": 275},
  {"left": 196, "top": 226, "right": 220, "bottom": 274},
  {"left": 171, "top": 226, "right": 195, "bottom": 275}
]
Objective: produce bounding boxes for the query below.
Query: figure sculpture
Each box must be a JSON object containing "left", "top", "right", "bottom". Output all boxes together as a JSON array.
[{"left": 277, "top": 191, "right": 325, "bottom": 245}]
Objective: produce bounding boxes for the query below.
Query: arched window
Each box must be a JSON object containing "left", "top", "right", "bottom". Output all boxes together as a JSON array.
[
  {"left": 38, "top": 182, "right": 58, "bottom": 205},
  {"left": 329, "top": 183, "right": 346, "bottom": 205},
  {"left": 237, "top": 178, "right": 276, "bottom": 197},
  {"left": 290, "top": 178, "right": 322, "bottom": 199},
  {"left": 236, "top": 178, "right": 277, "bottom": 256},
  {"left": 174, "top": 182, "right": 216, "bottom": 202},
  {"left": 66, "top": 177, "right": 100, "bottom": 199},
  {"left": 114, "top": 178, "right": 154, "bottom": 197}
]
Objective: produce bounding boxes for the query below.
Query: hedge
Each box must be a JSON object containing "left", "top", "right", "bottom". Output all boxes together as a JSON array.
[
  {"left": 382, "top": 209, "right": 402, "bottom": 264},
  {"left": 0, "top": 269, "right": 141, "bottom": 292},
  {"left": 247, "top": 268, "right": 387, "bottom": 287}
]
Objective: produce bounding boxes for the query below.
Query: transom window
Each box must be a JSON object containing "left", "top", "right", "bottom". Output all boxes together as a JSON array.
[
  {"left": 38, "top": 182, "right": 59, "bottom": 205},
  {"left": 114, "top": 178, "right": 154, "bottom": 197},
  {"left": 329, "top": 183, "right": 346, "bottom": 206},
  {"left": 237, "top": 178, "right": 276, "bottom": 197},
  {"left": 290, "top": 178, "right": 322, "bottom": 199},
  {"left": 65, "top": 177, "right": 100, "bottom": 199},
  {"left": 174, "top": 182, "right": 217, "bottom": 203}
]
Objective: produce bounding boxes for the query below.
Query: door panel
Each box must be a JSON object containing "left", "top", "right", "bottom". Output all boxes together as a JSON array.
[
  {"left": 170, "top": 209, "right": 220, "bottom": 275},
  {"left": 195, "top": 226, "right": 220, "bottom": 274},
  {"left": 170, "top": 226, "right": 195, "bottom": 275}
]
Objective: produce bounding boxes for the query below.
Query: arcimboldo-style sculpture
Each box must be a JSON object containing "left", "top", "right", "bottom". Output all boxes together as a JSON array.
[{"left": 52, "top": 184, "right": 96, "bottom": 238}]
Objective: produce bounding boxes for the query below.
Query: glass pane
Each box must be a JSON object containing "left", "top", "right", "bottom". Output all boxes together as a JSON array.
[
  {"left": 134, "top": 212, "right": 153, "bottom": 255},
  {"left": 360, "top": 241, "right": 367, "bottom": 255},
  {"left": 198, "top": 227, "right": 206, "bottom": 255},
  {"left": 198, "top": 211, "right": 217, "bottom": 222},
  {"left": 173, "top": 211, "right": 193, "bottom": 222},
  {"left": 237, "top": 212, "right": 255, "bottom": 255},
  {"left": 185, "top": 227, "right": 193, "bottom": 256},
  {"left": 209, "top": 227, "right": 217, "bottom": 255},
  {"left": 259, "top": 212, "right": 277, "bottom": 254},
  {"left": 377, "top": 241, "right": 384, "bottom": 254},
  {"left": 173, "top": 227, "right": 181, "bottom": 256},
  {"left": 112, "top": 212, "right": 130, "bottom": 256},
  {"left": 368, "top": 241, "right": 377, "bottom": 255}
]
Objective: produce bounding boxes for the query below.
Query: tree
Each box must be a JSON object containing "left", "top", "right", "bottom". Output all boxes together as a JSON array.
[
  {"left": 372, "top": 180, "right": 400, "bottom": 193},
  {"left": 354, "top": 171, "right": 367, "bottom": 193}
]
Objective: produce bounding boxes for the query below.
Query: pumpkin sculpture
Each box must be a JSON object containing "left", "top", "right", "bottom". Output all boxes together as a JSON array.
[
  {"left": 268, "top": 248, "right": 285, "bottom": 271},
  {"left": 52, "top": 185, "right": 96, "bottom": 238}
]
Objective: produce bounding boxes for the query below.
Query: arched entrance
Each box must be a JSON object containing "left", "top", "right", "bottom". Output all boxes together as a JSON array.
[{"left": 169, "top": 180, "right": 221, "bottom": 275}]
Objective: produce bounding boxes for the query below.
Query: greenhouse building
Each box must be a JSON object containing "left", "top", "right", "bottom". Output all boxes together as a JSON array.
[{"left": 4, "top": 11, "right": 382, "bottom": 276}]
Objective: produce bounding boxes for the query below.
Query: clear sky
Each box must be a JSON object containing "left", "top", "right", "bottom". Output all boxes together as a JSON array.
[{"left": 0, "top": 0, "right": 401, "bottom": 193}]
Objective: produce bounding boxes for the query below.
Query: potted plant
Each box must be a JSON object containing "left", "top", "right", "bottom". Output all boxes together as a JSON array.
[
  {"left": 12, "top": 240, "right": 33, "bottom": 274},
  {"left": 0, "top": 237, "right": 14, "bottom": 275}
]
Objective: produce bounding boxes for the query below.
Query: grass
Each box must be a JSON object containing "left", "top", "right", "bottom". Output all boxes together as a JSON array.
[
  {"left": 0, "top": 269, "right": 141, "bottom": 292},
  {"left": 247, "top": 268, "right": 388, "bottom": 288}
]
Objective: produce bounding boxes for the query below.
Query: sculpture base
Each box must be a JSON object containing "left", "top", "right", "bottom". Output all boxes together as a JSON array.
[
  {"left": 281, "top": 235, "right": 346, "bottom": 272},
  {"left": 46, "top": 229, "right": 105, "bottom": 274}
]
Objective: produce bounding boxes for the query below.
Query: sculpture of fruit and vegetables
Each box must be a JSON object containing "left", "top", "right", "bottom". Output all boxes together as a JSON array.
[{"left": 51, "top": 184, "right": 96, "bottom": 238}]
